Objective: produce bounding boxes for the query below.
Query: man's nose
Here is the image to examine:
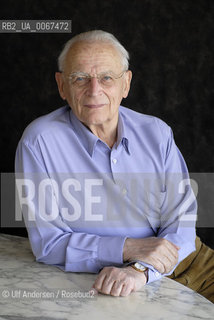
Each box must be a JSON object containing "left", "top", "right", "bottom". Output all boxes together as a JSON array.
[{"left": 86, "top": 77, "right": 102, "bottom": 96}]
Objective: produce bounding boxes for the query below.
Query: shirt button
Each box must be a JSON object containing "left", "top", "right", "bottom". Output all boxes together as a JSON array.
[
  {"left": 155, "top": 272, "right": 160, "bottom": 278},
  {"left": 112, "top": 158, "right": 117, "bottom": 164},
  {"left": 122, "top": 188, "right": 127, "bottom": 195}
]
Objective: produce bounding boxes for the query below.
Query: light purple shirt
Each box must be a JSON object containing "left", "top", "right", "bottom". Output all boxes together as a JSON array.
[{"left": 15, "top": 105, "right": 197, "bottom": 283}]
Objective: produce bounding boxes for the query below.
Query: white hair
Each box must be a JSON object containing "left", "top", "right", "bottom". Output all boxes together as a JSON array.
[{"left": 58, "top": 30, "right": 130, "bottom": 72}]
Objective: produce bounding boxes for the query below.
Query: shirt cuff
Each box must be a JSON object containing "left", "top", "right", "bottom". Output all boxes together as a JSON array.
[
  {"left": 98, "top": 236, "right": 127, "bottom": 267},
  {"left": 147, "top": 268, "right": 163, "bottom": 283},
  {"left": 122, "top": 260, "right": 163, "bottom": 284}
]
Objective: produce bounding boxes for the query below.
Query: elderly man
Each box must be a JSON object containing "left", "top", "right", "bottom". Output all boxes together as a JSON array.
[{"left": 15, "top": 30, "right": 213, "bottom": 301}]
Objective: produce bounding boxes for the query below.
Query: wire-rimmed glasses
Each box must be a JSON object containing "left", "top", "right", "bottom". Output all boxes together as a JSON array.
[{"left": 63, "top": 70, "right": 127, "bottom": 88}]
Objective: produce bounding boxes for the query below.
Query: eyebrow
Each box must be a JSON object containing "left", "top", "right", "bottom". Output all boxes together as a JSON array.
[{"left": 67, "top": 70, "right": 117, "bottom": 76}]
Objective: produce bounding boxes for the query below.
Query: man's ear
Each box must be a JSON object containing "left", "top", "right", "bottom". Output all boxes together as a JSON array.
[
  {"left": 55, "top": 72, "right": 67, "bottom": 100},
  {"left": 122, "top": 70, "right": 132, "bottom": 99}
]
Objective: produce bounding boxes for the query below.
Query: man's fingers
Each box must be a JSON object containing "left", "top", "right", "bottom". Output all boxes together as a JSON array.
[
  {"left": 165, "top": 241, "right": 180, "bottom": 260},
  {"left": 149, "top": 255, "right": 165, "bottom": 274},
  {"left": 138, "top": 239, "right": 179, "bottom": 273},
  {"left": 148, "top": 255, "right": 174, "bottom": 274},
  {"left": 153, "top": 239, "right": 179, "bottom": 271},
  {"left": 101, "top": 279, "right": 117, "bottom": 295},
  {"left": 95, "top": 277, "right": 124, "bottom": 296},
  {"left": 175, "top": 244, "right": 180, "bottom": 250},
  {"left": 161, "top": 249, "right": 178, "bottom": 272},
  {"left": 110, "top": 281, "right": 125, "bottom": 296},
  {"left": 155, "top": 249, "right": 178, "bottom": 273},
  {"left": 157, "top": 238, "right": 179, "bottom": 258},
  {"left": 119, "top": 284, "right": 133, "bottom": 297},
  {"left": 93, "top": 272, "right": 106, "bottom": 291},
  {"left": 166, "top": 239, "right": 180, "bottom": 251},
  {"left": 93, "top": 268, "right": 119, "bottom": 295},
  {"left": 157, "top": 256, "right": 175, "bottom": 274}
]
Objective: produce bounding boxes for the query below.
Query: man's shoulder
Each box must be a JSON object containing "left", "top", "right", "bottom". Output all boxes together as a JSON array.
[
  {"left": 120, "top": 105, "right": 171, "bottom": 136},
  {"left": 20, "top": 105, "right": 70, "bottom": 144}
]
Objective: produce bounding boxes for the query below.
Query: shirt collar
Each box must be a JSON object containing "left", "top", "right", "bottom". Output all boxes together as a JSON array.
[{"left": 69, "top": 107, "right": 131, "bottom": 157}]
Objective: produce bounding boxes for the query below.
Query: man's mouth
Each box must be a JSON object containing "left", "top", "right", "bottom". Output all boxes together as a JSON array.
[{"left": 84, "top": 104, "right": 106, "bottom": 109}]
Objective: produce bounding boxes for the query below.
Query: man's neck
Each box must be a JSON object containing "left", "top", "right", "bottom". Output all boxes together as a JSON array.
[{"left": 87, "top": 120, "right": 118, "bottom": 149}]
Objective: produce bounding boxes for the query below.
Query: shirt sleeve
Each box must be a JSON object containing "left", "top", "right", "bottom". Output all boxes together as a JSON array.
[
  {"left": 15, "top": 140, "right": 127, "bottom": 273},
  {"left": 144, "top": 120, "right": 197, "bottom": 283}
]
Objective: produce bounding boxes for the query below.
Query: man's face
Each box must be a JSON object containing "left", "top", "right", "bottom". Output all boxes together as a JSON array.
[{"left": 55, "top": 41, "right": 132, "bottom": 129}]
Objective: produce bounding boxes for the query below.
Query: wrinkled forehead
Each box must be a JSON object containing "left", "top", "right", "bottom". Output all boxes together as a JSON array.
[{"left": 64, "top": 41, "right": 123, "bottom": 73}]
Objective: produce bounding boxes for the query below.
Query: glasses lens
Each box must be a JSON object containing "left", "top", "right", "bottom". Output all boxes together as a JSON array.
[
  {"left": 68, "top": 70, "right": 126, "bottom": 87},
  {"left": 99, "top": 74, "right": 114, "bottom": 87},
  {"left": 70, "top": 76, "right": 90, "bottom": 86}
]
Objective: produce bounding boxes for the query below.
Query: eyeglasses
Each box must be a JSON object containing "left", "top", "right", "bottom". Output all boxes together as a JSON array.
[{"left": 63, "top": 70, "right": 127, "bottom": 88}]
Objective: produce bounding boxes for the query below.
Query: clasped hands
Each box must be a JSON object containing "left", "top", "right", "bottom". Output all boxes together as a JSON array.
[{"left": 92, "top": 237, "right": 180, "bottom": 297}]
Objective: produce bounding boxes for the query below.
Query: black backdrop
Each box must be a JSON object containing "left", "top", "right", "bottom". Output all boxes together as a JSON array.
[{"left": 0, "top": 0, "right": 214, "bottom": 248}]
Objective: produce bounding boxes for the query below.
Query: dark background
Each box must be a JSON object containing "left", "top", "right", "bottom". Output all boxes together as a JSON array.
[{"left": 0, "top": 0, "right": 214, "bottom": 248}]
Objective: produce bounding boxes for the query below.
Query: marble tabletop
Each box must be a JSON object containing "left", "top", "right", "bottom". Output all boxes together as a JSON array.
[{"left": 0, "top": 234, "right": 213, "bottom": 320}]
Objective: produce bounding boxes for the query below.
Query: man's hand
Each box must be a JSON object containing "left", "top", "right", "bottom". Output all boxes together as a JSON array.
[
  {"left": 123, "top": 237, "right": 180, "bottom": 274},
  {"left": 92, "top": 266, "right": 147, "bottom": 297}
]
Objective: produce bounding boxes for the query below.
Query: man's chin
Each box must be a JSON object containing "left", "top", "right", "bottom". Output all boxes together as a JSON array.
[{"left": 84, "top": 119, "right": 107, "bottom": 127}]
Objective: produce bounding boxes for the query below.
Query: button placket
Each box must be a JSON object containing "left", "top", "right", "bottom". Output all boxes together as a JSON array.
[{"left": 110, "top": 150, "right": 128, "bottom": 196}]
